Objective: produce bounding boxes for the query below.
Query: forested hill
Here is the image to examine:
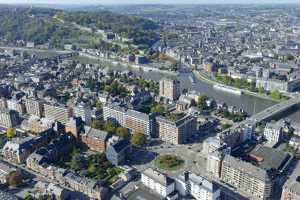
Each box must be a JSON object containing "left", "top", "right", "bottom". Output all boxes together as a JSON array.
[{"left": 0, "top": 6, "right": 159, "bottom": 49}]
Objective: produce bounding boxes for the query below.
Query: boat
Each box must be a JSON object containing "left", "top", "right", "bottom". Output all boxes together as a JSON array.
[{"left": 213, "top": 84, "right": 243, "bottom": 95}]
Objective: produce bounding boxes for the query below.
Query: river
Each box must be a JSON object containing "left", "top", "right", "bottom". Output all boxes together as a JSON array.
[{"left": 110, "top": 63, "right": 300, "bottom": 122}]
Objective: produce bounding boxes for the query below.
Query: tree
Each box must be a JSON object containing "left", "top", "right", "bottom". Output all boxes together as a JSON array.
[
  {"left": 151, "top": 104, "right": 166, "bottom": 115},
  {"left": 91, "top": 120, "right": 104, "bottom": 130},
  {"left": 131, "top": 132, "right": 147, "bottom": 147},
  {"left": 197, "top": 95, "right": 208, "bottom": 110},
  {"left": 6, "top": 128, "right": 15, "bottom": 138},
  {"left": 95, "top": 101, "right": 103, "bottom": 110},
  {"left": 8, "top": 171, "right": 23, "bottom": 187},
  {"left": 116, "top": 127, "right": 130, "bottom": 140},
  {"left": 270, "top": 90, "right": 282, "bottom": 100},
  {"left": 104, "top": 122, "right": 116, "bottom": 134}
]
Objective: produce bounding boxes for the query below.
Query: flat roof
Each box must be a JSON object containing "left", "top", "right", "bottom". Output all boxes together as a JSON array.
[
  {"left": 126, "top": 188, "right": 164, "bottom": 200},
  {"left": 249, "top": 145, "right": 290, "bottom": 171}
]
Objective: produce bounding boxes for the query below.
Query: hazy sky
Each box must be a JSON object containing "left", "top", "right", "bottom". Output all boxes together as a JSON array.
[{"left": 0, "top": 0, "right": 300, "bottom": 4}]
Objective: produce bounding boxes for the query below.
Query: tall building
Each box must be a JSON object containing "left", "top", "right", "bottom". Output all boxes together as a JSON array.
[
  {"left": 0, "top": 109, "right": 19, "bottom": 128},
  {"left": 176, "top": 171, "right": 221, "bottom": 200},
  {"left": 25, "top": 98, "right": 44, "bottom": 117},
  {"left": 206, "top": 151, "right": 224, "bottom": 178},
  {"left": 159, "top": 78, "right": 180, "bottom": 101},
  {"left": 281, "top": 162, "right": 300, "bottom": 200},
  {"left": 221, "top": 155, "right": 272, "bottom": 200},
  {"left": 156, "top": 114, "right": 196, "bottom": 145},
  {"left": 44, "top": 104, "right": 72, "bottom": 125},
  {"left": 124, "top": 110, "right": 155, "bottom": 137},
  {"left": 103, "top": 103, "right": 126, "bottom": 126},
  {"left": 263, "top": 122, "right": 283, "bottom": 145},
  {"left": 74, "top": 104, "right": 92, "bottom": 125},
  {"left": 7, "top": 99, "right": 26, "bottom": 114}
]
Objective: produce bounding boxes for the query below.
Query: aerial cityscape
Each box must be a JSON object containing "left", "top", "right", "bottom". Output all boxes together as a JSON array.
[{"left": 0, "top": 1, "right": 300, "bottom": 200}]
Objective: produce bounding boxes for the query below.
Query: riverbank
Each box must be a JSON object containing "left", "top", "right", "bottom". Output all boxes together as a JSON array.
[{"left": 192, "top": 69, "right": 282, "bottom": 103}]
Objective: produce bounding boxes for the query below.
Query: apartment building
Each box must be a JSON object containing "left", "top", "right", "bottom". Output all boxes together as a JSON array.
[
  {"left": 124, "top": 109, "right": 155, "bottom": 137},
  {"left": 176, "top": 171, "right": 221, "bottom": 200},
  {"left": 156, "top": 115, "right": 196, "bottom": 145},
  {"left": 0, "top": 109, "right": 19, "bottom": 128},
  {"left": 25, "top": 98, "right": 44, "bottom": 117},
  {"left": 44, "top": 103, "right": 72, "bottom": 124},
  {"left": 141, "top": 168, "right": 176, "bottom": 198},
  {"left": 81, "top": 126, "right": 111, "bottom": 152},
  {"left": 103, "top": 103, "right": 126, "bottom": 126},
  {"left": 7, "top": 99, "right": 26, "bottom": 114},
  {"left": 221, "top": 155, "right": 272, "bottom": 200},
  {"left": 281, "top": 162, "right": 300, "bottom": 200},
  {"left": 74, "top": 103, "right": 92, "bottom": 125},
  {"left": 159, "top": 78, "right": 181, "bottom": 101},
  {"left": 263, "top": 122, "right": 283, "bottom": 145}
]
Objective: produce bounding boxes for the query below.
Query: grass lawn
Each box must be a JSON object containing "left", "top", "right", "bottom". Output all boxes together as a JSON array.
[{"left": 154, "top": 154, "right": 184, "bottom": 171}]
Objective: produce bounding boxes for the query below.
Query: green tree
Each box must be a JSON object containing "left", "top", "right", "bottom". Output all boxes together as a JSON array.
[
  {"left": 95, "top": 101, "right": 103, "bottom": 110},
  {"left": 197, "top": 95, "right": 208, "bottom": 110},
  {"left": 6, "top": 128, "right": 15, "bottom": 138},
  {"left": 270, "top": 90, "right": 282, "bottom": 100},
  {"left": 131, "top": 132, "right": 147, "bottom": 147},
  {"left": 116, "top": 127, "right": 130, "bottom": 140},
  {"left": 8, "top": 171, "right": 23, "bottom": 187},
  {"left": 150, "top": 104, "right": 166, "bottom": 115},
  {"left": 91, "top": 120, "right": 104, "bottom": 130},
  {"left": 104, "top": 121, "right": 116, "bottom": 134}
]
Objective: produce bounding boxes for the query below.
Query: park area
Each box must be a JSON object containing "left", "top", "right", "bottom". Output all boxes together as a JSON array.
[{"left": 154, "top": 154, "right": 184, "bottom": 171}]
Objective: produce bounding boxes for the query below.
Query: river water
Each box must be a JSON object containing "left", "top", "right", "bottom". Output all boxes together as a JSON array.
[{"left": 112, "top": 65, "right": 300, "bottom": 122}]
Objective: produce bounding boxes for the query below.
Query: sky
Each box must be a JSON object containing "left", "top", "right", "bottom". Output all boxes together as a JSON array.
[{"left": 0, "top": 0, "right": 299, "bottom": 5}]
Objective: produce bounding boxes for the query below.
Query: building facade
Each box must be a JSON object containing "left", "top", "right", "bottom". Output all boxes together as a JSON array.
[
  {"left": 159, "top": 78, "right": 180, "bottom": 101},
  {"left": 156, "top": 115, "right": 196, "bottom": 145},
  {"left": 221, "top": 155, "right": 272, "bottom": 200},
  {"left": 141, "top": 168, "right": 175, "bottom": 198}
]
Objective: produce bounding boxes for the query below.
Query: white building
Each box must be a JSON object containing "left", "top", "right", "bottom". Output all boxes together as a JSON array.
[
  {"left": 206, "top": 151, "right": 223, "bottom": 178},
  {"left": 103, "top": 103, "right": 126, "bottom": 126},
  {"left": 176, "top": 171, "right": 220, "bottom": 200},
  {"left": 141, "top": 168, "right": 175, "bottom": 198},
  {"left": 74, "top": 104, "right": 92, "bottom": 125},
  {"left": 263, "top": 122, "right": 283, "bottom": 145}
]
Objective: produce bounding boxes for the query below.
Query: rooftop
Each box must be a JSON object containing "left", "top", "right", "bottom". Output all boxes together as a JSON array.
[
  {"left": 142, "top": 168, "right": 174, "bottom": 186},
  {"left": 248, "top": 145, "right": 290, "bottom": 171}
]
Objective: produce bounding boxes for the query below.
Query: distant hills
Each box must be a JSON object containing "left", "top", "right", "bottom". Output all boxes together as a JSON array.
[{"left": 0, "top": 5, "right": 159, "bottom": 49}]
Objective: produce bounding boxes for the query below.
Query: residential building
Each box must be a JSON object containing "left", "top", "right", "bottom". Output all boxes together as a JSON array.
[
  {"left": 81, "top": 126, "right": 111, "bottom": 152},
  {"left": 263, "top": 122, "right": 283, "bottom": 145},
  {"left": 74, "top": 103, "right": 92, "bottom": 125},
  {"left": 44, "top": 103, "right": 72, "bottom": 124},
  {"left": 206, "top": 151, "right": 224, "bottom": 178},
  {"left": 141, "top": 168, "right": 176, "bottom": 198},
  {"left": 221, "top": 154, "right": 273, "bottom": 200},
  {"left": 7, "top": 99, "right": 26, "bottom": 114},
  {"left": 159, "top": 78, "right": 180, "bottom": 101},
  {"left": 103, "top": 103, "right": 126, "bottom": 126},
  {"left": 156, "top": 115, "right": 196, "bottom": 144},
  {"left": 2, "top": 128, "right": 54, "bottom": 163},
  {"left": 0, "top": 161, "right": 17, "bottom": 184},
  {"left": 124, "top": 110, "right": 155, "bottom": 137},
  {"left": 0, "top": 109, "right": 19, "bottom": 128},
  {"left": 176, "top": 171, "right": 221, "bottom": 200},
  {"left": 106, "top": 137, "right": 131, "bottom": 166},
  {"left": 281, "top": 161, "right": 300, "bottom": 200},
  {"left": 289, "top": 136, "right": 300, "bottom": 151},
  {"left": 25, "top": 98, "right": 44, "bottom": 117}
]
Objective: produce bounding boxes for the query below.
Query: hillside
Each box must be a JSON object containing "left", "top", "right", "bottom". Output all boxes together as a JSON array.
[{"left": 0, "top": 6, "right": 159, "bottom": 49}]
